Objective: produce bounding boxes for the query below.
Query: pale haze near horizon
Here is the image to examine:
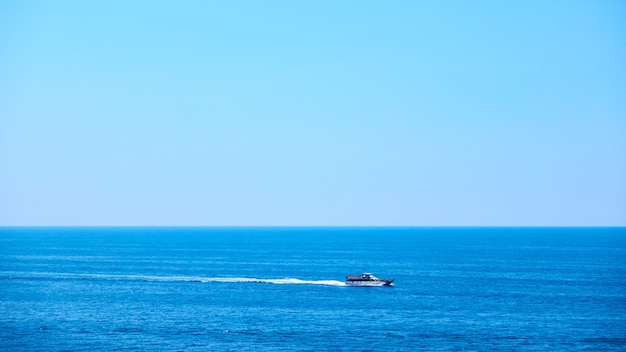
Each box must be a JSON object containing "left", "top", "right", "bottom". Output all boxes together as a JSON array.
[{"left": 1, "top": 1, "right": 625, "bottom": 226}]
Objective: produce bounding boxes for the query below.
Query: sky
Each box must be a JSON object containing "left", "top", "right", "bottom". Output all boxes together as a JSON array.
[{"left": 1, "top": 1, "right": 625, "bottom": 226}]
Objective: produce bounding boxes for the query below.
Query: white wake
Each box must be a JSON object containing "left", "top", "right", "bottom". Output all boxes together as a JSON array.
[
  {"left": 3, "top": 272, "right": 347, "bottom": 286},
  {"left": 196, "top": 277, "right": 347, "bottom": 286}
]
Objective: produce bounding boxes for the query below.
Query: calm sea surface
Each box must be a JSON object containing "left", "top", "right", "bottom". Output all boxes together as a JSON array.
[{"left": 1, "top": 227, "right": 625, "bottom": 351}]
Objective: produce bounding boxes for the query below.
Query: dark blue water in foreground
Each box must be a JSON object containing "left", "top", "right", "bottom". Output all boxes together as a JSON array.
[{"left": 1, "top": 227, "right": 625, "bottom": 351}]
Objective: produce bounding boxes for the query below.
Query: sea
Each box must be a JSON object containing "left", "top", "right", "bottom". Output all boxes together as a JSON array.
[{"left": 1, "top": 227, "right": 625, "bottom": 351}]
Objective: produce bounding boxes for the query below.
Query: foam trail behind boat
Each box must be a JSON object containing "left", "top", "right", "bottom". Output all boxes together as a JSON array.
[
  {"left": 197, "top": 277, "right": 347, "bottom": 286},
  {"left": 1, "top": 272, "right": 347, "bottom": 286}
]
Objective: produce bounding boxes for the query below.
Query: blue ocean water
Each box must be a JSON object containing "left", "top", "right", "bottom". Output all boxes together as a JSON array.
[{"left": 1, "top": 227, "right": 625, "bottom": 351}]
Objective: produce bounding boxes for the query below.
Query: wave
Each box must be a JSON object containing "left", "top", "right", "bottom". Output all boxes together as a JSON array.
[{"left": 1, "top": 272, "right": 347, "bottom": 286}]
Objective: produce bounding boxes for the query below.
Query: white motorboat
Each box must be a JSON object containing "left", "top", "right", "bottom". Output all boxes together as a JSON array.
[{"left": 345, "top": 273, "right": 394, "bottom": 287}]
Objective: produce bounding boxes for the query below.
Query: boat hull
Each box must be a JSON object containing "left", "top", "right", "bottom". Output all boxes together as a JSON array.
[{"left": 345, "top": 279, "right": 394, "bottom": 287}]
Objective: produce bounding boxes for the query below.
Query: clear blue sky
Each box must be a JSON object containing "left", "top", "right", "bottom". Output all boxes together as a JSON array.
[{"left": 1, "top": 1, "right": 625, "bottom": 226}]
